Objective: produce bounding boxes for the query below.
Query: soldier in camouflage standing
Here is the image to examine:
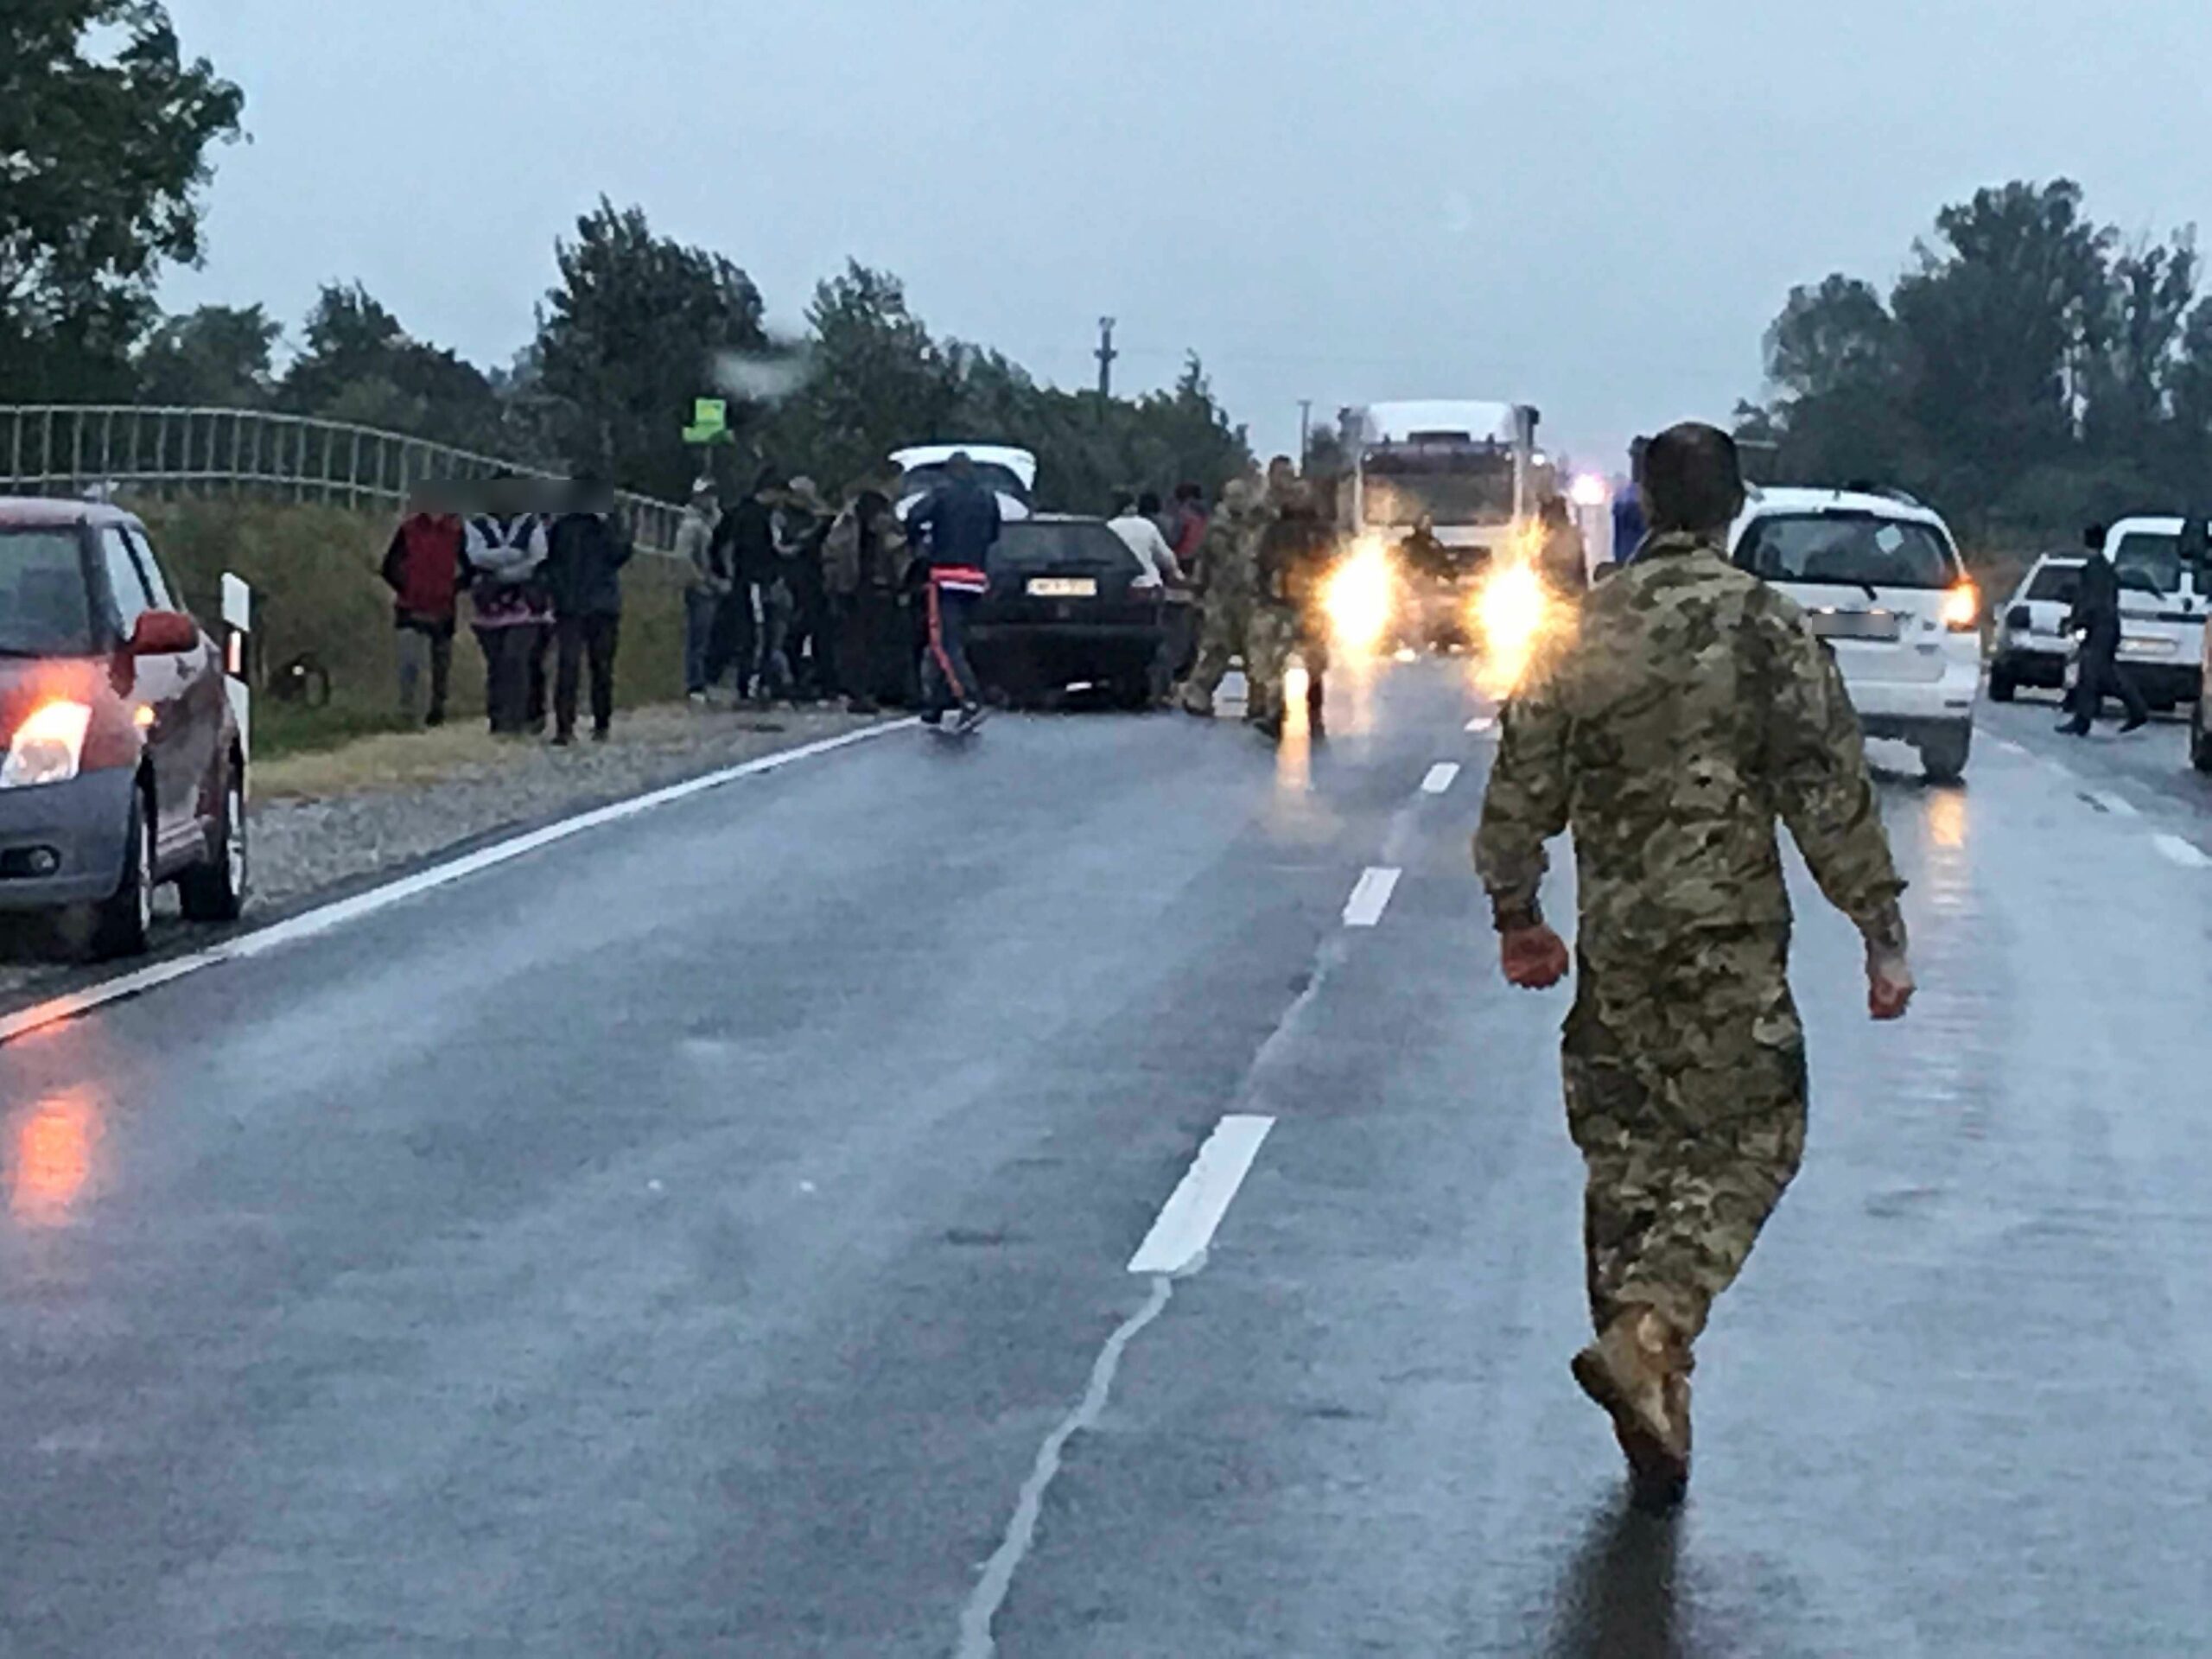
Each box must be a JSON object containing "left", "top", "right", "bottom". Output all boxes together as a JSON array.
[
  {"left": 1474, "top": 422, "right": 1916, "bottom": 1508},
  {"left": 1179, "top": 477, "right": 1267, "bottom": 719},
  {"left": 1247, "top": 474, "right": 1335, "bottom": 739}
]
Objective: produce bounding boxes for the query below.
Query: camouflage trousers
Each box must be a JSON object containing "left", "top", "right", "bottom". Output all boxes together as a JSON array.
[
  {"left": 1246, "top": 604, "right": 1329, "bottom": 722},
  {"left": 1562, "top": 927, "right": 1808, "bottom": 1342},
  {"left": 1180, "top": 592, "right": 1255, "bottom": 710}
]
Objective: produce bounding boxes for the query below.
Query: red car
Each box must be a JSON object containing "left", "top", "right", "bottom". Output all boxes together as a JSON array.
[{"left": 0, "top": 498, "right": 247, "bottom": 957}]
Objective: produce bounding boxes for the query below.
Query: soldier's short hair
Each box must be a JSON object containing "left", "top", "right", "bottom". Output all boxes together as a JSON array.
[{"left": 1643, "top": 423, "right": 1744, "bottom": 535}]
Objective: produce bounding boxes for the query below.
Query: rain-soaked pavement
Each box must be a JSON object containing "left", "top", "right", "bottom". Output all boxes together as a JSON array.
[{"left": 1, "top": 662, "right": 2207, "bottom": 1656}]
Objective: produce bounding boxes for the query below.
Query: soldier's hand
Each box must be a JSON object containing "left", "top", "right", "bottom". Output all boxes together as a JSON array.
[
  {"left": 1501, "top": 925, "right": 1571, "bottom": 990},
  {"left": 1866, "top": 948, "right": 1915, "bottom": 1020}
]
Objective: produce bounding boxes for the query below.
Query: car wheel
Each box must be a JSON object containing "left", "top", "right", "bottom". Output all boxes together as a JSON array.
[
  {"left": 1920, "top": 724, "right": 1972, "bottom": 785},
  {"left": 89, "top": 784, "right": 156, "bottom": 960},
  {"left": 1987, "top": 666, "right": 2017, "bottom": 702},
  {"left": 2191, "top": 699, "right": 2212, "bottom": 774},
  {"left": 180, "top": 759, "right": 248, "bottom": 923}
]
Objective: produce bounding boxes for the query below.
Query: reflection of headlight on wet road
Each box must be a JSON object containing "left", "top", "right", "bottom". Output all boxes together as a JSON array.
[
  {"left": 1478, "top": 563, "right": 1548, "bottom": 658},
  {"left": 1324, "top": 540, "right": 1394, "bottom": 656}
]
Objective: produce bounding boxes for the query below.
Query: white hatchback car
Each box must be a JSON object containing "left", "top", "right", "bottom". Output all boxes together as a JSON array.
[
  {"left": 1729, "top": 487, "right": 1981, "bottom": 782},
  {"left": 1988, "top": 553, "right": 2084, "bottom": 702}
]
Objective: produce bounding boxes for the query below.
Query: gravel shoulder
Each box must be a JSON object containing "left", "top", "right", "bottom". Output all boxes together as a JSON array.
[{"left": 0, "top": 702, "right": 893, "bottom": 1005}]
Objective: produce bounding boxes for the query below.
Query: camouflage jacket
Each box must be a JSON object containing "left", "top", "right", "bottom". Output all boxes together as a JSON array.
[
  {"left": 1195, "top": 505, "right": 1265, "bottom": 601},
  {"left": 1474, "top": 531, "right": 1906, "bottom": 969}
]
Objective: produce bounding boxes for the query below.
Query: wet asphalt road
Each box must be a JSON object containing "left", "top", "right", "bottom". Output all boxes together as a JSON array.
[{"left": 2, "top": 663, "right": 2209, "bottom": 1656}]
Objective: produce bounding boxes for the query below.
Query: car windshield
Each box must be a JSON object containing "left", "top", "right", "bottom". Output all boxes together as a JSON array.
[
  {"left": 1361, "top": 458, "right": 1515, "bottom": 528},
  {"left": 989, "top": 522, "right": 1139, "bottom": 570},
  {"left": 0, "top": 527, "right": 97, "bottom": 656},
  {"left": 2026, "top": 563, "right": 2082, "bottom": 602},
  {"left": 2109, "top": 531, "right": 2183, "bottom": 594},
  {"left": 902, "top": 463, "right": 1030, "bottom": 504},
  {"left": 1737, "top": 512, "right": 1958, "bottom": 590}
]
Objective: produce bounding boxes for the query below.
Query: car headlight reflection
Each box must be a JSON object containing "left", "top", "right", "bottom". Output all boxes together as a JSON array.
[
  {"left": 1476, "top": 560, "right": 1552, "bottom": 694},
  {"left": 2, "top": 700, "right": 93, "bottom": 789},
  {"left": 1324, "top": 538, "right": 1394, "bottom": 656}
]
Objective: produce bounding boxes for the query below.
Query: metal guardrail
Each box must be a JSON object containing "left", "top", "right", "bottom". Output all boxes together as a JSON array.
[{"left": 0, "top": 404, "right": 684, "bottom": 556}]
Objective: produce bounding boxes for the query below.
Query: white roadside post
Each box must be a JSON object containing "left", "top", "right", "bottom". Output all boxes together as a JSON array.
[{"left": 221, "top": 572, "right": 252, "bottom": 759}]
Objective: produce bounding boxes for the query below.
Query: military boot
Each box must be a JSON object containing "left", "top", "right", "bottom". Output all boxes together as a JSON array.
[{"left": 1571, "top": 1307, "right": 1693, "bottom": 1510}]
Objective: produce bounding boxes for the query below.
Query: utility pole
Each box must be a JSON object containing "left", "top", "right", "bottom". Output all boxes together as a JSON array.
[
  {"left": 1298, "top": 400, "right": 1313, "bottom": 469},
  {"left": 1096, "top": 317, "right": 1118, "bottom": 399}
]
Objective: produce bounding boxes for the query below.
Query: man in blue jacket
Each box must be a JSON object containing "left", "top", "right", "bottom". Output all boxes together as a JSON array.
[{"left": 906, "top": 452, "right": 1001, "bottom": 733}]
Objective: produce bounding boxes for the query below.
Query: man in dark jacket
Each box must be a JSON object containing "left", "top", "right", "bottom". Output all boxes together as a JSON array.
[
  {"left": 906, "top": 451, "right": 1001, "bottom": 732},
  {"left": 709, "top": 467, "right": 780, "bottom": 698},
  {"left": 2059, "top": 527, "right": 2151, "bottom": 735},
  {"left": 544, "top": 479, "right": 633, "bottom": 744},
  {"left": 380, "top": 498, "right": 463, "bottom": 726}
]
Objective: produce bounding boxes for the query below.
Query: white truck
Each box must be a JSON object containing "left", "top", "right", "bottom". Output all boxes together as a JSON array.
[{"left": 1338, "top": 400, "right": 1549, "bottom": 646}]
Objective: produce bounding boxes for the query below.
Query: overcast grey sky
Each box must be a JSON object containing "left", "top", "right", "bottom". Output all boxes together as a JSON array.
[{"left": 163, "top": 0, "right": 2212, "bottom": 470}]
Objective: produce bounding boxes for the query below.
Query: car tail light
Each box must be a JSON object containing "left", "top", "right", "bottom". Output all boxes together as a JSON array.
[
  {"left": 1942, "top": 582, "right": 1980, "bottom": 632},
  {"left": 2005, "top": 604, "right": 2031, "bottom": 630}
]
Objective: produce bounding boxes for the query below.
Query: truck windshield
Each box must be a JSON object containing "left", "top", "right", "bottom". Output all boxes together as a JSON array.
[
  {"left": 1361, "top": 463, "right": 1514, "bottom": 528},
  {"left": 0, "top": 528, "right": 97, "bottom": 657}
]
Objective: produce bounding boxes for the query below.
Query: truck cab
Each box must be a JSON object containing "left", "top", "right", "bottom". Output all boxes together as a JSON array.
[{"left": 1341, "top": 400, "right": 1547, "bottom": 646}]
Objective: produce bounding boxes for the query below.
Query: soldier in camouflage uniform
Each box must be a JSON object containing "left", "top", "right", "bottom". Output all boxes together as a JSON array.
[
  {"left": 1179, "top": 477, "right": 1267, "bottom": 717},
  {"left": 1473, "top": 422, "right": 1916, "bottom": 1508},
  {"left": 1246, "top": 475, "right": 1335, "bottom": 737}
]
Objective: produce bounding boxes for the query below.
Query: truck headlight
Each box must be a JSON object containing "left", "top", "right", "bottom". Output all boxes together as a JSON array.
[{"left": 2, "top": 701, "right": 93, "bottom": 789}]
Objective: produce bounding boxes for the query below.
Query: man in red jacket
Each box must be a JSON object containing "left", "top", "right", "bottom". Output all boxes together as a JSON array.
[{"left": 381, "top": 499, "right": 464, "bottom": 727}]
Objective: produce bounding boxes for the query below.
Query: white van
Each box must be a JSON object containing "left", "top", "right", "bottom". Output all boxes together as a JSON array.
[
  {"left": 2094, "top": 518, "right": 2209, "bottom": 713},
  {"left": 1729, "top": 487, "right": 1981, "bottom": 782}
]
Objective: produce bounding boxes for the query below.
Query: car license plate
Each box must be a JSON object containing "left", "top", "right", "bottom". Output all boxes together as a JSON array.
[
  {"left": 1808, "top": 608, "right": 1902, "bottom": 641},
  {"left": 2120, "top": 636, "right": 2175, "bottom": 657},
  {"left": 1027, "top": 576, "right": 1096, "bottom": 599}
]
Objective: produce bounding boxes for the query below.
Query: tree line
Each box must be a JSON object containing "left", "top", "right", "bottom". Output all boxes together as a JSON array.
[
  {"left": 3, "top": 3, "right": 1252, "bottom": 513},
  {"left": 1738, "top": 179, "right": 2212, "bottom": 547}
]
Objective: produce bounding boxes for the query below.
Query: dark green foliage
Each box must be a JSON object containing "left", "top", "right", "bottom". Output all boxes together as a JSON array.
[{"left": 1744, "top": 180, "right": 2212, "bottom": 548}]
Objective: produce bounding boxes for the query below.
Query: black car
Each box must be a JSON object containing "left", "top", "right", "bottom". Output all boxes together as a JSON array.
[{"left": 967, "top": 515, "right": 1197, "bottom": 708}]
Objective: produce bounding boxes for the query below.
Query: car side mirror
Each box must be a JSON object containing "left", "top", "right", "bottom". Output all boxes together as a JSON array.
[{"left": 130, "top": 609, "right": 200, "bottom": 656}]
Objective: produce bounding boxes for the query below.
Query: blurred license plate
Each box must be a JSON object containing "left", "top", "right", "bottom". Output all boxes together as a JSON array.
[
  {"left": 2120, "top": 636, "right": 2175, "bottom": 657},
  {"left": 1808, "top": 609, "right": 1901, "bottom": 641},
  {"left": 1027, "top": 576, "right": 1096, "bottom": 598}
]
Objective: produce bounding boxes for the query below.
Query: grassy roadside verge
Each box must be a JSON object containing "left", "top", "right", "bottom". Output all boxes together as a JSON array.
[{"left": 126, "top": 496, "right": 690, "bottom": 758}]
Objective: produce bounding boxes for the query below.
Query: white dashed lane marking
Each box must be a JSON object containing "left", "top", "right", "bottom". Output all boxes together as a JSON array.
[
  {"left": 1126, "top": 1114, "right": 1277, "bottom": 1276},
  {"left": 1342, "top": 866, "right": 1402, "bottom": 928},
  {"left": 2153, "top": 833, "right": 2212, "bottom": 869},
  {"left": 1421, "top": 762, "right": 1461, "bottom": 796},
  {"left": 1465, "top": 715, "right": 1497, "bottom": 734}
]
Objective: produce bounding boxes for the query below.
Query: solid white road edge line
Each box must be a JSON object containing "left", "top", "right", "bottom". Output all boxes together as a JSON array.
[
  {"left": 1126, "top": 1113, "right": 1277, "bottom": 1276},
  {"left": 1421, "top": 762, "right": 1461, "bottom": 795},
  {"left": 2153, "top": 832, "right": 2212, "bottom": 869},
  {"left": 1342, "top": 866, "right": 1402, "bottom": 928},
  {"left": 0, "top": 720, "right": 915, "bottom": 1048}
]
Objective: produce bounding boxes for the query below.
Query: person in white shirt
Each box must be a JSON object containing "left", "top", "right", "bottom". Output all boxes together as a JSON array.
[{"left": 1107, "top": 493, "right": 1184, "bottom": 588}]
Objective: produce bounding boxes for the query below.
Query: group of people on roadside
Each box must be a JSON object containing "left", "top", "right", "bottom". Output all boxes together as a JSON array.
[
  {"left": 676, "top": 461, "right": 1217, "bottom": 725},
  {"left": 381, "top": 474, "right": 632, "bottom": 742}
]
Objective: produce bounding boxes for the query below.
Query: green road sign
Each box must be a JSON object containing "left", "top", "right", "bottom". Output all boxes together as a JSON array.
[{"left": 683, "top": 397, "right": 730, "bottom": 446}]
